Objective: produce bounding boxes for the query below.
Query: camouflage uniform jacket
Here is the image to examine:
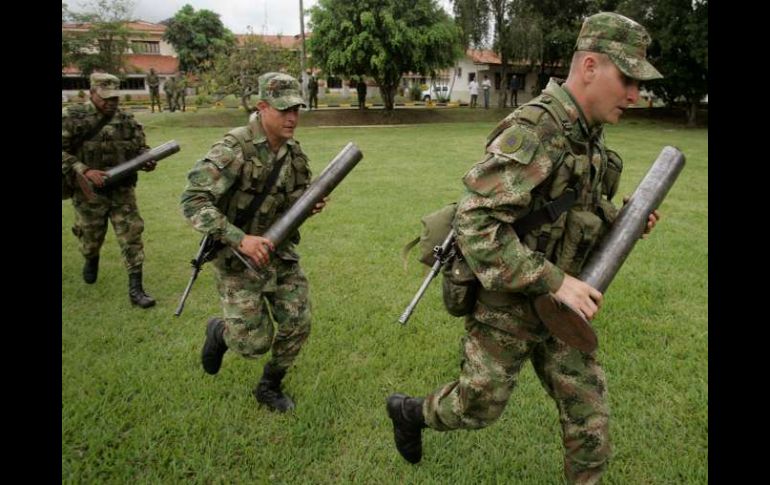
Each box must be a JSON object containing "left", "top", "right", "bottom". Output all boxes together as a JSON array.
[
  {"left": 455, "top": 78, "right": 623, "bottom": 300},
  {"left": 147, "top": 72, "right": 160, "bottom": 89},
  {"left": 180, "top": 113, "right": 312, "bottom": 263},
  {"left": 62, "top": 100, "right": 149, "bottom": 187}
]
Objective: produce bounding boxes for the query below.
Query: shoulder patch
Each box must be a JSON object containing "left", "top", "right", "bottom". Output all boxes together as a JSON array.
[
  {"left": 487, "top": 125, "right": 538, "bottom": 165},
  {"left": 204, "top": 143, "right": 236, "bottom": 170}
]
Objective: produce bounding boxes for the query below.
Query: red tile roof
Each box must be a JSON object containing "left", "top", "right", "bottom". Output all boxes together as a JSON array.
[
  {"left": 62, "top": 20, "right": 166, "bottom": 34},
  {"left": 467, "top": 49, "right": 502, "bottom": 64},
  {"left": 235, "top": 33, "right": 305, "bottom": 49}
]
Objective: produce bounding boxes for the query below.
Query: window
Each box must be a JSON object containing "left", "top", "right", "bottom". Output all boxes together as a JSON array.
[
  {"left": 131, "top": 41, "right": 160, "bottom": 55},
  {"left": 120, "top": 78, "right": 145, "bottom": 90},
  {"left": 468, "top": 72, "right": 476, "bottom": 82},
  {"left": 494, "top": 73, "right": 501, "bottom": 90},
  {"left": 62, "top": 76, "right": 89, "bottom": 90}
]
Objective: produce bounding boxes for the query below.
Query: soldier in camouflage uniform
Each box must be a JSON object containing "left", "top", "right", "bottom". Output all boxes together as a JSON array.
[
  {"left": 175, "top": 72, "right": 187, "bottom": 112},
  {"left": 386, "top": 13, "right": 663, "bottom": 484},
  {"left": 180, "top": 72, "right": 326, "bottom": 413},
  {"left": 62, "top": 72, "right": 157, "bottom": 309},
  {"left": 147, "top": 68, "right": 162, "bottom": 113},
  {"left": 164, "top": 75, "right": 177, "bottom": 112}
]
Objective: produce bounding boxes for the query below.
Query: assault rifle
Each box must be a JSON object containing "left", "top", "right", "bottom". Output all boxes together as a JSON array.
[{"left": 397, "top": 228, "right": 456, "bottom": 324}]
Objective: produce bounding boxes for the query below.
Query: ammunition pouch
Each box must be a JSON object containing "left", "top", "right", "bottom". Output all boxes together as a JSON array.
[
  {"left": 556, "top": 209, "right": 606, "bottom": 275},
  {"left": 441, "top": 256, "right": 479, "bottom": 317},
  {"left": 603, "top": 149, "right": 623, "bottom": 201},
  {"left": 403, "top": 202, "right": 481, "bottom": 318}
]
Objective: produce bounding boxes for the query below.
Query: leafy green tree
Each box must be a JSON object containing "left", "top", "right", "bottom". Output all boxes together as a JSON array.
[
  {"left": 162, "top": 4, "right": 235, "bottom": 74},
  {"left": 202, "top": 30, "right": 301, "bottom": 112},
  {"left": 62, "top": 0, "right": 136, "bottom": 76},
  {"left": 309, "top": 0, "right": 463, "bottom": 110},
  {"left": 617, "top": 0, "right": 708, "bottom": 126}
]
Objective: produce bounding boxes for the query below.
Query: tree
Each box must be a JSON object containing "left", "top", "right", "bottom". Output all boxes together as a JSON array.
[
  {"left": 309, "top": 0, "right": 463, "bottom": 110},
  {"left": 204, "top": 30, "right": 301, "bottom": 112},
  {"left": 162, "top": 4, "right": 235, "bottom": 74},
  {"left": 62, "top": 0, "right": 136, "bottom": 76},
  {"left": 618, "top": 0, "right": 708, "bottom": 126}
]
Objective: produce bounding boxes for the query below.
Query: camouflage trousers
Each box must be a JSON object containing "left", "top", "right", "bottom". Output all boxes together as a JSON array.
[
  {"left": 71, "top": 186, "right": 145, "bottom": 272},
  {"left": 424, "top": 315, "right": 610, "bottom": 485},
  {"left": 214, "top": 258, "right": 311, "bottom": 372},
  {"left": 149, "top": 88, "right": 162, "bottom": 110}
]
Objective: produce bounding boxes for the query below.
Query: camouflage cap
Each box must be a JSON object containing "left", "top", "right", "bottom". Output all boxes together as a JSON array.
[
  {"left": 258, "top": 72, "right": 306, "bottom": 110},
  {"left": 575, "top": 12, "right": 662, "bottom": 81},
  {"left": 90, "top": 72, "right": 121, "bottom": 98}
]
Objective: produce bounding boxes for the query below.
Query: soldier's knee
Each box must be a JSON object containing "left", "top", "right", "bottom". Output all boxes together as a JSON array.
[{"left": 222, "top": 318, "right": 273, "bottom": 358}]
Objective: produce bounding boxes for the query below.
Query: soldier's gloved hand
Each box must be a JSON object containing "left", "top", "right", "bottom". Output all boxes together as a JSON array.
[
  {"left": 84, "top": 169, "right": 109, "bottom": 188},
  {"left": 553, "top": 273, "right": 603, "bottom": 320},
  {"left": 239, "top": 235, "right": 275, "bottom": 268},
  {"left": 622, "top": 196, "right": 660, "bottom": 239},
  {"left": 141, "top": 159, "right": 157, "bottom": 172},
  {"left": 311, "top": 196, "right": 330, "bottom": 215}
]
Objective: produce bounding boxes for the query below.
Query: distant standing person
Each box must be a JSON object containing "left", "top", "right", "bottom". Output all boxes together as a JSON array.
[
  {"left": 481, "top": 75, "right": 492, "bottom": 109},
  {"left": 356, "top": 77, "right": 367, "bottom": 110},
  {"left": 175, "top": 72, "right": 187, "bottom": 112},
  {"left": 509, "top": 74, "right": 520, "bottom": 107},
  {"left": 468, "top": 77, "right": 479, "bottom": 108},
  {"left": 164, "top": 75, "right": 177, "bottom": 112},
  {"left": 307, "top": 72, "right": 319, "bottom": 110},
  {"left": 147, "top": 68, "right": 162, "bottom": 113}
]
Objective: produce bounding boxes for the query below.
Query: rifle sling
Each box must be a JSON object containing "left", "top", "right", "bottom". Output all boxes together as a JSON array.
[
  {"left": 233, "top": 154, "right": 288, "bottom": 230},
  {"left": 512, "top": 181, "right": 582, "bottom": 237}
]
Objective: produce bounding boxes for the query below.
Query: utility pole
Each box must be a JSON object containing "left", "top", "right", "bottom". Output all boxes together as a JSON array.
[{"left": 299, "top": 0, "right": 308, "bottom": 108}]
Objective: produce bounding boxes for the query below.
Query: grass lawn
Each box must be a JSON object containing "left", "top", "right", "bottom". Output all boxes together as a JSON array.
[{"left": 62, "top": 108, "right": 707, "bottom": 483}]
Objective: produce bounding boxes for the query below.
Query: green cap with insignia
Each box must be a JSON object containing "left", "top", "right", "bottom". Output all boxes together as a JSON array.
[
  {"left": 258, "top": 72, "right": 306, "bottom": 110},
  {"left": 90, "top": 72, "right": 121, "bottom": 98},
  {"left": 575, "top": 12, "right": 662, "bottom": 81}
]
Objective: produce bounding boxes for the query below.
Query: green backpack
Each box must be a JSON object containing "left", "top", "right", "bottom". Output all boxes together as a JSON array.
[{"left": 402, "top": 203, "right": 479, "bottom": 317}]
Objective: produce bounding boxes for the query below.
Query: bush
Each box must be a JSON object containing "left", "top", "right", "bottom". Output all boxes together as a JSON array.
[
  {"left": 78, "top": 90, "right": 86, "bottom": 100},
  {"left": 410, "top": 85, "right": 422, "bottom": 102},
  {"left": 194, "top": 94, "right": 212, "bottom": 107},
  {"left": 124, "top": 94, "right": 132, "bottom": 102}
]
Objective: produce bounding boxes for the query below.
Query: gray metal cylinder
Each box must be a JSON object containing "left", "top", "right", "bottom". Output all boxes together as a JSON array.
[
  {"left": 580, "top": 145, "right": 686, "bottom": 292},
  {"left": 103, "top": 140, "right": 181, "bottom": 188},
  {"left": 262, "top": 142, "right": 363, "bottom": 246}
]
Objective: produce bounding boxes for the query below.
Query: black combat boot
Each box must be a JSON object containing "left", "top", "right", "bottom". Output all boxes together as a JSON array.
[
  {"left": 83, "top": 256, "right": 99, "bottom": 284},
  {"left": 128, "top": 271, "right": 156, "bottom": 308},
  {"left": 201, "top": 318, "right": 227, "bottom": 375},
  {"left": 254, "top": 363, "right": 296, "bottom": 412},
  {"left": 386, "top": 393, "right": 427, "bottom": 464}
]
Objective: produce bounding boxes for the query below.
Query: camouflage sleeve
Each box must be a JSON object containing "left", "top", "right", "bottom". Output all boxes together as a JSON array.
[
  {"left": 124, "top": 112, "right": 150, "bottom": 153},
  {"left": 180, "top": 141, "right": 245, "bottom": 247},
  {"left": 455, "top": 123, "right": 565, "bottom": 295},
  {"left": 61, "top": 108, "right": 89, "bottom": 175}
]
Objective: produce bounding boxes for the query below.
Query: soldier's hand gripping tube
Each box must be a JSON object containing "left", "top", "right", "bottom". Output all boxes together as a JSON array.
[
  {"left": 229, "top": 142, "right": 364, "bottom": 274},
  {"left": 534, "top": 146, "right": 686, "bottom": 353},
  {"left": 76, "top": 140, "right": 181, "bottom": 200}
]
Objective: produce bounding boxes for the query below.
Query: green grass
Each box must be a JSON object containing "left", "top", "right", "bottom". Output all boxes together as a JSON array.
[{"left": 62, "top": 109, "right": 707, "bottom": 483}]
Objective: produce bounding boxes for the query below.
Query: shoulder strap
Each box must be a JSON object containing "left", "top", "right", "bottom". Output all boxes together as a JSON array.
[
  {"left": 233, "top": 152, "right": 287, "bottom": 230},
  {"left": 68, "top": 112, "right": 114, "bottom": 155},
  {"left": 226, "top": 125, "right": 257, "bottom": 161}
]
